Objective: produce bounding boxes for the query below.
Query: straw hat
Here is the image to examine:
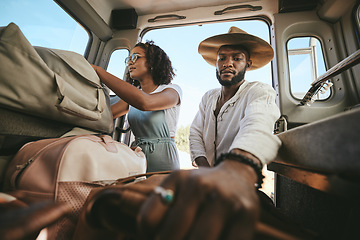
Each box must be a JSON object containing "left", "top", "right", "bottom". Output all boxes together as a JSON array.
[{"left": 198, "top": 26, "right": 274, "bottom": 70}]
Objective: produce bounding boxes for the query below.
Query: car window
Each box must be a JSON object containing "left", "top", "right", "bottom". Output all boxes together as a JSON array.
[
  {"left": 143, "top": 20, "right": 272, "bottom": 130},
  {"left": 0, "top": 0, "right": 89, "bottom": 55},
  {"left": 107, "top": 49, "right": 129, "bottom": 96},
  {"left": 287, "top": 37, "right": 328, "bottom": 100}
]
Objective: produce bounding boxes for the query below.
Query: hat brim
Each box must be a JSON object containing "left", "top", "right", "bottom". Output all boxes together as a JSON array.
[{"left": 198, "top": 32, "right": 274, "bottom": 70}]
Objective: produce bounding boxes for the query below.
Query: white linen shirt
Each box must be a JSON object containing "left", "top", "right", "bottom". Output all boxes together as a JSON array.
[{"left": 189, "top": 80, "right": 281, "bottom": 166}]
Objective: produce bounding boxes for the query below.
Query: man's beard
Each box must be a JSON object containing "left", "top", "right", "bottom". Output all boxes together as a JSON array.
[{"left": 216, "top": 67, "right": 246, "bottom": 86}]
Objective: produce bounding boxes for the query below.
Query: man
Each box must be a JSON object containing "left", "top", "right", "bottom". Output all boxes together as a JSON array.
[
  {"left": 190, "top": 26, "right": 281, "bottom": 169},
  {"left": 132, "top": 27, "right": 282, "bottom": 240}
]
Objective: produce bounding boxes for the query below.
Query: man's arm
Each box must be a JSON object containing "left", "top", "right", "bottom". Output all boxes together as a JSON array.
[
  {"left": 189, "top": 92, "right": 210, "bottom": 167},
  {"left": 194, "top": 156, "right": 210, "bottom": 167},
  {"left": 230, "top": 84, "right": 281, "bottom": 166},
  {"left": 230, "top": 148, "right": 262, "bottom": 166},
  {"left": 138, "top": 155, "right": 261, "bottom": 240}
]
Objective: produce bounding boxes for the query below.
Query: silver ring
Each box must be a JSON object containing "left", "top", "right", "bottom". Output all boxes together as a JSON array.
[{"left": 154, "top": 186, "right": 174, "bottom": 204}]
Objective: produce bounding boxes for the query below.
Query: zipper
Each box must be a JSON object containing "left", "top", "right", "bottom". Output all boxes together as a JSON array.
[
  {"left": 16, "top": 158, "right": 34, "bottom": 171},
  {"left": 12, "top": 137, "right": 72, "bottom": 188},
  {"left": 15, "top": 158, "right": 35, "bottom": 185}
]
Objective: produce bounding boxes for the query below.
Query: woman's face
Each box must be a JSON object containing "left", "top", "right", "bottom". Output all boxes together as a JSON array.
[{"left": 127, "top": 46, "right": 150, "bottom": 81}]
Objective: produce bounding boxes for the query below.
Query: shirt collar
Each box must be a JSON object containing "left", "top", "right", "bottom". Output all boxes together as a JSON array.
[{"left": 211, "top": 80, "right": 249, "bottom": 111}]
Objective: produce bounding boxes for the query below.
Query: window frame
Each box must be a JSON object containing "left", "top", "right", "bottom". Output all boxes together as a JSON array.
[{"left": 286, "top": 36, "right": 331, "bottom": 102}]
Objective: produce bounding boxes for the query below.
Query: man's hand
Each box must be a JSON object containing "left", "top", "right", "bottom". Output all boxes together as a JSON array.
[
  {"left": 137, "top": 160, "right": 260, "bottom": 240},
  {"left": 194, "top": 156, "right": 210, "bottom": 167}
]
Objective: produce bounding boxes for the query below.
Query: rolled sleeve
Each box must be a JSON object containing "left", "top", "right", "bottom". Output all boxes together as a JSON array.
[{"left": 230, "top": 84, "right": 281, "bottom": 165}]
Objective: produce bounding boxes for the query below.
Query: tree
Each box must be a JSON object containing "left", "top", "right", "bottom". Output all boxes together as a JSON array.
[{"left": 175, "top": 125, "right": 190, "bottom": 153}]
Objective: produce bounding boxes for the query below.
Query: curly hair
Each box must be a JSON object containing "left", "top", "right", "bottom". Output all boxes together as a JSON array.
[{"left": 126, "top": 41, "right": 175, "bottom": 86}]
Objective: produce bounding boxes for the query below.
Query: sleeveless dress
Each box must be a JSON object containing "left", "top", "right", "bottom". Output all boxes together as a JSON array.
[{"left": 127, "top": 84, "right": 181, "bottom": 172}]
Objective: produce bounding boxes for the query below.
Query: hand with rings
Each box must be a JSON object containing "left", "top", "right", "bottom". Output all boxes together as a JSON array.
[
  {"left": 154, "top": 186, "right": 174, "bottom": 205},
  {"left": 137, "top": 161, "right": 261, "bottom": 240}
]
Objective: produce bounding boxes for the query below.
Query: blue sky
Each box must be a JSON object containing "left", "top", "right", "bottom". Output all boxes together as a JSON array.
[{"left": 0, "top": 0, "right": 88, "bottom": 54}]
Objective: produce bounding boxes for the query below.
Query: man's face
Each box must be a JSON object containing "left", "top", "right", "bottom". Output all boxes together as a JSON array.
[{"left": 216, "top": 45, "right": 252, "bottom": 86}]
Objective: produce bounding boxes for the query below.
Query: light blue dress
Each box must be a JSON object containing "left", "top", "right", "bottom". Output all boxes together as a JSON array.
[{"left": 128, "top": 106, "right": 180, "bottom": 172}]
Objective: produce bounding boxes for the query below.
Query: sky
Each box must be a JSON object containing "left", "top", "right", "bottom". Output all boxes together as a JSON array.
[
  {"left": 0, "top": 0, "right": 325, "bottom": 128},
  {"left": 0, "top": 0, "right": 88, "bottom": 54}
]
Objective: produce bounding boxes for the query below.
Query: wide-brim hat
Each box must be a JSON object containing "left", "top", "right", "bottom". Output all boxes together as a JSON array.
[{"left": 198, "top": 26, "right": 274, "bottom": 70}]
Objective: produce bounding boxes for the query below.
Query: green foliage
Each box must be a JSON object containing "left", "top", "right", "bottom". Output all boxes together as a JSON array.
[{"left": 175, "top": 125, "right": 190, "bottom": 153}]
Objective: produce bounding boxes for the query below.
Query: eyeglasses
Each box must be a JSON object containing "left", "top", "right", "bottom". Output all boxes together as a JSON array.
[{"left": 125, "top": 53, "right": 143, "bottom": 64}]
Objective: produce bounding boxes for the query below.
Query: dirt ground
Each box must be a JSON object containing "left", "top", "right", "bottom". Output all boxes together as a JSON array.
[{"left": 260, "top": 166, "right": 275, "bottom": 201}]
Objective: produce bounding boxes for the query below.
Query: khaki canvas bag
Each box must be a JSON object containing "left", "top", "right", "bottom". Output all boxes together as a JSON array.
[
  {"left": 2, "top": 134, "right": 147, "bottom": 239},
  {"left": 0, "top": 22, "right": 113, "bottom": 133}
]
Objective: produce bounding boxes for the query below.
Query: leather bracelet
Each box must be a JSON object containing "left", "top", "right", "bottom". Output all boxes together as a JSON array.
[{"left": 214, "top": 152, "right": 264, "bottom": 189}]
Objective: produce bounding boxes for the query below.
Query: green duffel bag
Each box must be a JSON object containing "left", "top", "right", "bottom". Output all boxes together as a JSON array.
[{"left": 0, "top": 22, "right": 113, "bottom": 134}]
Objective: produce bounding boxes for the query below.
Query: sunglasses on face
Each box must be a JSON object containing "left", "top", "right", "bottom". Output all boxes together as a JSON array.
[{"left": 125, "top": 53, "right": 143, "bottom": 64}]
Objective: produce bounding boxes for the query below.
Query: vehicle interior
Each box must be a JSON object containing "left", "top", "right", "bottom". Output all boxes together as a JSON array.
[{"left": 0, "top": 0, "right": 359, "bottom": 239}]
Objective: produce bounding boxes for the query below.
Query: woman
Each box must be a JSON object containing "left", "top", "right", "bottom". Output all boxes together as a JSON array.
[{"left": 92, "top": 41, "right": 182, "bottom": 173}]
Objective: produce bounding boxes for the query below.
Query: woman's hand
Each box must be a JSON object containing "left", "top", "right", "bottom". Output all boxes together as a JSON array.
[
  {"left": 137, "top": 160, "right": 260, "bottom": 240},
  {"left": 90, "top": 64, "right": 101, "bottom": 74},
  {"left": 131, "top": 146, "right": 143, "bottom": 153}
]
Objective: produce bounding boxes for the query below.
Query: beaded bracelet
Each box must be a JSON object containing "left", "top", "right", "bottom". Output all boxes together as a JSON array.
[{"left": 214, "top": 152, "right": 264, "bottom": 189}]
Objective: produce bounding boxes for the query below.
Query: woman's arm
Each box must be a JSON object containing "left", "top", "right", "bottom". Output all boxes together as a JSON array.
[
  {"left": 92, "top": 65, "right": 179, "bottom": 111},
  {"left": 110, "top": 100, "right": 129, "bottom": 119}
]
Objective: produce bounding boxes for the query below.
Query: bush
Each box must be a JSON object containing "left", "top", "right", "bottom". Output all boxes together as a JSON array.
[{"left": 175, "top": 125, "right": 190, "bottom": 153}]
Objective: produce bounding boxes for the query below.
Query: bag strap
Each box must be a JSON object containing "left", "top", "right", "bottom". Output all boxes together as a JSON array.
[
  {"left": 98, "top": 135, "right": 117, "bottom": 153},
  {"left": 112, "top": 171, "right": 172, "bottom": 185}
]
